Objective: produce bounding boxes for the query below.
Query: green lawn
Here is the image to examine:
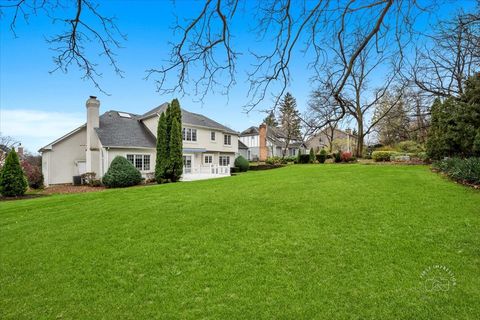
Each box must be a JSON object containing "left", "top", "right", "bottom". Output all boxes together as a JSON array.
[{"left": 1, "top": 165, "right": 479, "bottom": 319}]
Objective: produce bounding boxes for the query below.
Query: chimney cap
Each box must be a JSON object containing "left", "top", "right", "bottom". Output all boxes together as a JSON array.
[{"left": 89, "top": 95, "right": 97, "bottom": 99}]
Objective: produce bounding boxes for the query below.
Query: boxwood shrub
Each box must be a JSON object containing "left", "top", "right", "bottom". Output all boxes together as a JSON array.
[
  {"left": 372, "top": 151, "right": 397, "bottom": 162},
  {"left": 102, "top": 156, "right": 142, "bottom": 188},
  {"left": 234, "top": 156, "right": 249, "bottom": 172}
]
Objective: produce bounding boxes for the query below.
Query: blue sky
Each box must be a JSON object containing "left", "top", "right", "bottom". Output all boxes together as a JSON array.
[{"left": 0, "top": 0, "right": 475, "bottom": 152}]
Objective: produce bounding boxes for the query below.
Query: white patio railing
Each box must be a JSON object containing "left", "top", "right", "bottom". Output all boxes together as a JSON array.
[{"left": 182, "top": 164, "right": 230, "bottom": 180}]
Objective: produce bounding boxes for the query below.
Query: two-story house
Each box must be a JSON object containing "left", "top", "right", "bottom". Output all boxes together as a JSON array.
[
  {"left": 39, "top": 96, "right": 239, "bottom": 185},
  {"left": 239, "top": 124, "right": 305, "bottom": 161}
]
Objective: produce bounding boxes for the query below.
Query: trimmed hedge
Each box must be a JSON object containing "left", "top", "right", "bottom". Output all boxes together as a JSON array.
[
  {"left": 433, "top": 157, "right": 480, "bottom": 185},
  {"left": 234, "top": 156, "right": 249, "bottom": 172},
  {"left": 102, "top": 156, "right": 142, "bottom": 188},
  {"left": 297, "top": 154, "right": 310, "bottom": 164},
  {"left": 372, "top": 151, "right": 397, "bottom": 162},
  {"left": 316, "top": 149, "right": 327, "bottom": 163}
]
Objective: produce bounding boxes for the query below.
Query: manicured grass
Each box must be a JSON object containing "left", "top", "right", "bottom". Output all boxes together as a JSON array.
[{"left": 1, "top": 165, "right": 479, "bottom": 319}]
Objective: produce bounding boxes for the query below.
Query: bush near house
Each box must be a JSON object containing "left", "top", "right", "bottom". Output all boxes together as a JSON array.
[
  {"left": 102, "top": 156, "right": 142, "bottom": 188},
  {"left": 0, "top": 149, "right": 28, "bottom": 197},
  {"left": 333, "top": 151, "right": 342, "bottom": 163},
  {"left": 341, "top": 151, "right": 353, "bottom": 162},
  {"left": 372, "top": 151, "right": 397, "bottom": 162},
  {"left": 21, "top": 160, "right": 44, "bottom": 189},
  {"left": 433, "top": 157, "right": 480, "bottom": 185},
  {"left": 316, "top": 149, "right": 327, "bottom": 163},
  {"left": 297, "top": 154, "right": 310, "bottom": 164},
  {"left": 234, "top": 156, "right": 249, "bottom": 172}
]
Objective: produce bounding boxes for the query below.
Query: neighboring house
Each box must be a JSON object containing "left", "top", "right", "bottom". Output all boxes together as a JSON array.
[
  {"left": 239, "top": 124, "right": 305, "bottom": 161},
  {"left": 238, "top": 140, "right": 248, "bottom": 159},
  {"left": 39, "top": 96, "right": 240, "bottom": 186},
  {"left": 305, "top": 128, "right": 356, "bottom": 153},
  {"left": 0, "top": 144, "right": 10, "bottom": 166}
]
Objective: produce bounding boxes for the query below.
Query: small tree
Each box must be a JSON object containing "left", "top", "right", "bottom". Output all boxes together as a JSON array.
[
  {"left": 21, "top": 160, "right": 44, "bottom": 189},
  {"left": 309, "top": 148, "right": 315, "bottom": 163},
  {"left": 102, "top": 156, "right": 142, "bottom": 188},
  {"left": 155, "top": 112, "right": 168, "bottom": 183},
  {"left": 0, "top": 149, "right": 28, "bottom": 196},
  {"left": 168, "top": 118, "right": 183, "bottom": 182},
  {"left": 297, "top": 148, "right": 302, "bottom": 164}
]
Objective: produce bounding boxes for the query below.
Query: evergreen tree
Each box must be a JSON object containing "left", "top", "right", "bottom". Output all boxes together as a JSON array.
[
  {"left": 278, "top": 93, "right": 301, "bottom": 157},
  {"left": 0, "top": 149, "right": 28, "bottom": 197},
  {"left": 426, "top": 74, "right": 480, "bottom": 159},
  {"left": 168, "top": 118, "right": 183, "bottom": 182},
  {"left": 263, "top": 111, "right": 278, "bottom": 127},
  {"left": 155, "top": 112, "right": 168, "bottom": 183},
  {"left": 309, "top": 148, "right": 315, "bottom": 163}
]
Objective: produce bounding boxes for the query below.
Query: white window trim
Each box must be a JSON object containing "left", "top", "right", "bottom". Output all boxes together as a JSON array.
[
  {"left": 223, "top": 134, "right": 232, "bottom": 146},
  {"left": 219, "top": 155, "right": 230, "bottom": 166},
  {"left": 125, "top": 153, "right": 151, "bottom": 171},
  {"left": 182, "top": 127, "right": 198, "bottom": 143},
  {"left": 203, "top": 153, "right": 214, "bottom": 165},
  {"left": 183, "top": 153, "right": 194, "bottom": 171},
  {"left": 210, "top": 131, "right": 216, "bottom": 142}
]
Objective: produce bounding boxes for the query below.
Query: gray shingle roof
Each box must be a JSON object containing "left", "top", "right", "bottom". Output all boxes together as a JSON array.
[
  {"left": 142, "top": 103, "right": 238, "bottom": 134},
  {"left": 240, "top": 126, "right": 259, "bottom": 136},
  {"left": 238, "top": 140, "right": 248, "bottom": 149},
  {"left": 95, "top": 111, "right": 156, "bottom": 148}
]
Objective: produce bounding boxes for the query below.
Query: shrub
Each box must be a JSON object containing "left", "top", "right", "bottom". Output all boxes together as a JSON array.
[
  {"left": 234, "top": 156, "right": 249, "bottom": 172},
  {"left": 433, "top": 157, "right": 480, "bottom": 185},
  {"left": 397, "top": 140, "right": 424, "bottom": 153},
  {"left": 372, "top": 151, "right": 397, "bottom": 162},
  {"left": 284, "top": 156, "right": 297, "bottom": 163},
  {"left": 0, "top": 149, "right": 28, "bottom": 196},
  {"left": 21, "top": 160, "right": 44, "bottom": 189},
  {"left": 333, "top": 151, "right": 342, "bottom": 163},
  {"left": 297, "top": 154, "right": 310, "bottom": 164},
  {"left": 309, "top": 148, "right": 315, "bottom": 163},
  {"left": 341, "top": 151, "right": 353, "bottom": 162},
  {"left": 266, "top": 156, "right": 280, "bottom": 165},
  {"left": 102, "top": 156, "right": 142, "bottom": 188},
  {"left": 316, "top": 149, "right": 327, "bottom": 164}
]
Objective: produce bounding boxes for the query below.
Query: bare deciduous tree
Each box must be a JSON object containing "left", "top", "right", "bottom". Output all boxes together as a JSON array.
[
  {"left": 0, "top": 0, "right": 126, "bottom": 94},
  {"left": 411, "top": 11, "right": 480, "bottom": 98}
]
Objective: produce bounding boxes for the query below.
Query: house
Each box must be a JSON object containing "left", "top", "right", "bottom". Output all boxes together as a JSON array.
[
  {"left": 39, "top": 96, "right": 240, "bottom": 186},
  {"left": 305, "top": 128, "right": 356, "bottom": 153},
  {"left": 239, "top": 124, "right": 305, "bottom": 161}
]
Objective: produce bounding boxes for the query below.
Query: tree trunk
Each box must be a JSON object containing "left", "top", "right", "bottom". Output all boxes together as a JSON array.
[{"left": 356, "top": 120, "right": 364, "bottom": 157}]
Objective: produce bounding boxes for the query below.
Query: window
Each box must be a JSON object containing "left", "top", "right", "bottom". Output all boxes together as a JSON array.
[
  {"left": 219, "top": 155, "right": 230, "bottom": 166},
  {"left": 211, "top": 131, "right": 216, "bottom": 141},
  {"left": 126, "top": 154, "right": 150, "bottom": 171},
  {"left": 182, "top": 128, "right": 197, "bottom": 141},
  {"left": 204, "top": 155, "right": 213, "bottom": 164},
  {"left": 224, "top": 134, "right": 231, "bottom": 145}
]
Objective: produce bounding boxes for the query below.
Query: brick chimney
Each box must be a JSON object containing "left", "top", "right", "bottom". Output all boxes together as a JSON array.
[
  {"left": 86, "top": 96, "right": 100, "bottom": 172},
  {"left": 259, "top": 124, "right": 268, "bottom": 161},
  {"left": 17, "top": 145, "right": 24, "bottom": 159}
]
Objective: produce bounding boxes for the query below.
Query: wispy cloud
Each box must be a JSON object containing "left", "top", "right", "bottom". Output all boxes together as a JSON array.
[{"left": 0, "top": 109, "right": 84, "bottom": 153}]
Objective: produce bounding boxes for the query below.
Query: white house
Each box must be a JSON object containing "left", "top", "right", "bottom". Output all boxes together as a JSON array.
[{"left": 39, "top": 96, "right": 240, "bottom": 185}]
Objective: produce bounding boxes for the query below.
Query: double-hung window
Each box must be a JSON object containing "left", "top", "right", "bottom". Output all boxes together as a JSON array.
[
  {"left": 219, "top": 155, "right": 230, "bottom": 166},
  {"left": 182, "top": 128, "right": 197, "bottom": 142},
  {"left": 204, "top": 154, "right": 213, "bottom": 164},
  {"left": 126, "top": 154, "right": 150, "bottom": 171},
  {"left": 224, "top": 134, "right": 231, "bottom": 145},
  {"left": 211, "top": 131, "right": 216, "bottom": 141}
]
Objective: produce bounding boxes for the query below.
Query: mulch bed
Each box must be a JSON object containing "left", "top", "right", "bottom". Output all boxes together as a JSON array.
[
  {"left": 42, "top": 185, "right": 106, "bottom": 195},
  {"left": 431, "top": 169, "right": 480, "bottom": 190}
]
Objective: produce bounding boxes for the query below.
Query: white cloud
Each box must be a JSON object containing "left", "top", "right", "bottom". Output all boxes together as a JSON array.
[{"left": 0, "top": 109, "right": 84, "bottom": 153}]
